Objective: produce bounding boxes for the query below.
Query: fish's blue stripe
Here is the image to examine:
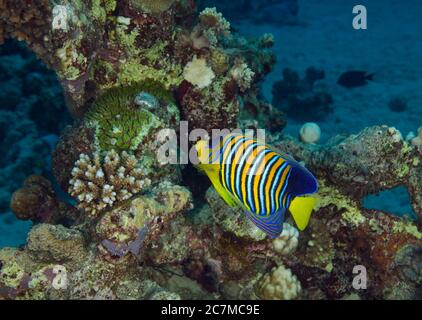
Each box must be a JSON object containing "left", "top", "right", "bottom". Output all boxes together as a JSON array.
[
  {"left": 243, "top": 208, "right": 285, "bottom": 238},
  {"left": 258, "top": 153, "right": 279, "bottom": 215},
  {"left": 286, "top": 194, "right": 293, "bottom": 210},
  {"left": 279, "top": 168, "right": 292, "bottom": 208},
  {"left": 247, "top": 148, "right": 269, "bottom": 213},
  {"left": 224, "top": 137, "right": 246, "bottom": 193},
  {"left": 234, "top": 142, "right": 257, "bottom": 203},
  {"left": 269, "top": 162, "right": 288, "bottom": 213}
]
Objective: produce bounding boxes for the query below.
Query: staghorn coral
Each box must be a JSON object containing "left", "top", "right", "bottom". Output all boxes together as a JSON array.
[
  {"left": 52, "top": 125, "right": 96, "bottom": 193},
  {"left": 69, "top": 150, "right": 151, "bottom": 217}
]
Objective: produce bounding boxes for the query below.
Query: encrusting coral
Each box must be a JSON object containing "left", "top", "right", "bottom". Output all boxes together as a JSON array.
[
  {"left": 69, "top": 150, "right": 151, "bottom": 217},
  {"left": 0, "top": 1, "right": 421, "bottom": 301}
]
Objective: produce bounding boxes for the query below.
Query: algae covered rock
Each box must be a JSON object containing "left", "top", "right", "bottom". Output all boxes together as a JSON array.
[
  {"left": 96, "top": 182, "right": 193, "bottom": 261},
  {"left": 26, "top": 224, "right": 87, "bottom": 266}
]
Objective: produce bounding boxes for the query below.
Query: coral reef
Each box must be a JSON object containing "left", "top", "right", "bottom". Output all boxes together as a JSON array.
[
  {"left": 0, "top": 110, "right": 50, "bottom": 213},
  {"left": 1, "top": 124, "right": 422, "bottom": 299},
  {"left": 0, "top": 40, "right": 70, "bottom": 215},
  {"left": 11, "top": 175, "right": 79, "bottom": 224},
  {"left": 410, "top": 127, "right": 422, "bottom": 151},
  {"left": 272, "top": 67, "right": 333, "bottom": 121},
  {"left": 0, "top": 1, "right": 421, "bottom": 301}
]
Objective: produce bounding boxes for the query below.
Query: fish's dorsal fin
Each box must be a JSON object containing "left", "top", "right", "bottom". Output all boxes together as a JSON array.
[
  {"left": 243, "top": 209, "right": 285, "bottom": 238},
  {"left": 289, "top": 196, "right": 316, "bottom": 230},
  {"left": 257, "top": 140, "right": 297, "bottom": 163}
]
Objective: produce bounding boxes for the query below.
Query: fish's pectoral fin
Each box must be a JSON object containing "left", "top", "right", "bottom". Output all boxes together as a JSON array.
[
  {"left": 289, "top": 196, "right": 316, "bottom": 231},
  {"left": 243, "top": 210, "right": 285, "bottom": 239}
]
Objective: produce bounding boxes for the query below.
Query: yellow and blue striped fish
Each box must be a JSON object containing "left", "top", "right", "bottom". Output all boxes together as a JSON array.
[{"left": 195, "top": 133, "right": 318, "bottom": 238}]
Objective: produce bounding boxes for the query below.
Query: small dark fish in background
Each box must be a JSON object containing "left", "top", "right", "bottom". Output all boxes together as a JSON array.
[{"left": 337, "top": 70, "right": 375, "bottom": 88}]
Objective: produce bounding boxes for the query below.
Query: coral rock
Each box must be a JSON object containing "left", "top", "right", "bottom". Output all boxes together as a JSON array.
[
  {"left": 26, "top": 224, "right": 87, "bottom": 267},
  {"left": 272, "top": 223, "right": 299, "bottom": 255},
  {"left": 11, "top": 175, "right": 78, "bottom": 224},
  {"left": 257, "top": 265, "right": 301, "bottom": 300}
]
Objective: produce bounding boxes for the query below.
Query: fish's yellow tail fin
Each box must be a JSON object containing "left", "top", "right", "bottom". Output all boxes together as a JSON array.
[{"left": 289, "top": 196, "right": 316, "bottom": 231}]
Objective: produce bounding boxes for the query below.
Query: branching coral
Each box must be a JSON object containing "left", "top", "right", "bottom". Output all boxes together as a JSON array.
[
  {"left": 229, "top": 59, "right": 255, "bottom": 93},
  {"left": 69, "top": 150, "right": 151, "bottom": 216},
  {"left": 198, "top": 7, "right": 231, "bottom": 47}
]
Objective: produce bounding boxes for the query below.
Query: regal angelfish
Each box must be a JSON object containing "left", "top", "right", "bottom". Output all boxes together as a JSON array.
[{"left": 195, "top": 133, "right": 318, "bottom": 238}]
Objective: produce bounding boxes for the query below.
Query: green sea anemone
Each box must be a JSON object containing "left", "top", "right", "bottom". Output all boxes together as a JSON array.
[{"left": 86, "top": 80, "right": 174, "bottom": 152}]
